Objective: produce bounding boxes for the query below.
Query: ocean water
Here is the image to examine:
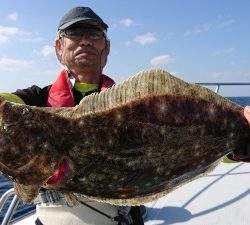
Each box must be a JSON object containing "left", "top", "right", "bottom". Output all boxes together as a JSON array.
[{"left": 1, "top": 96, "right": 250, "bottom": 222}]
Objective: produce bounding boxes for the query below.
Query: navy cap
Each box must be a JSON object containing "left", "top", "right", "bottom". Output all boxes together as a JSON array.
[{"left": 58, "top": 7, "right": 108, "bottom": 31}]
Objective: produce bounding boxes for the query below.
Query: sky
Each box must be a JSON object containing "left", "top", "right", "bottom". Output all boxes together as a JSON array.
[{"left": 0, "top": 0, "right": 250, "bottom": 96}]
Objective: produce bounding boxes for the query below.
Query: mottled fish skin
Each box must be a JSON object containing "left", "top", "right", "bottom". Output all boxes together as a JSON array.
[
  {"left": 0, "top": 68, "right": 249, "bottom": 205},
  {"left": 0, "top": 100, "right": 73, "bottom": 203}
]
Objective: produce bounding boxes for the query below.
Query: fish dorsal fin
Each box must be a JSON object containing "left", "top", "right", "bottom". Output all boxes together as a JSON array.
[{"left": 73, "top": 68, "right": 241, "bottom": 116}]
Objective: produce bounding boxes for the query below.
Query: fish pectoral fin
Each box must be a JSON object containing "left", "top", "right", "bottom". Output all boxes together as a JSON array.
[
  {"left": 14, "top": 182, "right": 42, "bottom": 204},
  {"left": 64, "top": 192, "right": 80, "bottom": 206}
]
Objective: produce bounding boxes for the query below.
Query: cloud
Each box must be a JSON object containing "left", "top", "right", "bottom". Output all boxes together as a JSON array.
[
  {"left": 120, "top": 18, "right": 135, "bottom": 27},
  {"left": 0, "top": 25, "right": 19, "bottom": 35},
  {"left": 134, "top": 32, "right": 157, "bottom": 45},
  {"left": 0, "top": 25, "right": 19, "bottom": 43},
  {"left": 0, "top": 35, "right": 8, "bottom": 43},
  {"left": 184, "top": 23, "right": 212, "bottom": 36},
  {"left": 0, "top": 25, "right": 44, "bottom": 44},
  {"left": 216, "top": 19, "right": 234, "bottom": 28},
  {"left": 8, "top": 12, "right": 18, "bottom": 21},
  {"left": 184, "top": 19, "right": 235, "bottom": 36},
  {"left": 23, "top": 37, "right": 44, "bottom": 42},
  {"left": 150, "top": 54, "right": 176, "bottom": 66},
  {"left": 210, "top": 47, "right": 235, "bottom": 57},
  {"left": 0, "top": 57, "right": 33, "bottom": 71},
  {"left": 41, "top": 45, "right": 54, "bottom": 56},
  {"left": 31, "top": 69, "right": 59, "bottom": 77},
  {"left": 33, "top": 45, "right": 54, "bottom": 57}
]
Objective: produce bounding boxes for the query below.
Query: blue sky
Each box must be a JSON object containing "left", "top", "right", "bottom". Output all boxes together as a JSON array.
[{"left": 0, "top": 0, "right": 249, "bottom": 96}]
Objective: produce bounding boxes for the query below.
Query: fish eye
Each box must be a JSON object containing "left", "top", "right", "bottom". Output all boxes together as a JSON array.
[
  {"left": 7, "top": 175, "right": 16, "bottom": 181},
  {"left": 0, "top": 172, "right": 15, "bottom": 181},
  {"left": 0, "top": 168, "right": 15, "bottom": 181}
]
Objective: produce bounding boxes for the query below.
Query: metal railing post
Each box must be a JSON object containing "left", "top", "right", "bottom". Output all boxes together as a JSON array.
[
  {"left": 0, "top": 188, "right": 20, "bottom": 225},
  {"left": 1, "top": 195, "right": 20, "bottom": 225},
  {"left": 215, "top": 85, "right": 220, "bottom": 94}
]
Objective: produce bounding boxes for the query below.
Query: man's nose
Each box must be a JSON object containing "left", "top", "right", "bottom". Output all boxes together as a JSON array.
[{"left": 78, "top": 36, "right": 93, "bottom": 46}]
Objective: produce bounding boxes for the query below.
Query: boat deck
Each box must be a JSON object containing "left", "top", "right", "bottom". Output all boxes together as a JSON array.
[{"left": 144, "top": 162, "right": 250, "bottom": 225}]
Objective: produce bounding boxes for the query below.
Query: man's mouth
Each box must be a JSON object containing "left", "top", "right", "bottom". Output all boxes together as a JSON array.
[
  {"left": 46, "top": 159, "right": 69, "bottom": 184},
  {"left": 75, "top": 48, "right": 98, "bottom": 57},
  {"left": 76, "top": 52, "right": 97, "bottom": 59}
]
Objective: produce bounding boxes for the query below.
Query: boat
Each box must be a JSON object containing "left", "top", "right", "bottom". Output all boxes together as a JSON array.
[{"left": 1, "top": 82, "right": 250, "bottom": 225}]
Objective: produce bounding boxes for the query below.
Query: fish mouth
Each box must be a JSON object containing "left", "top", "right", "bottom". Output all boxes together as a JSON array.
[
  {"left": 45, "top": 158, "right": 72, "bottom": 186},
  {"left": 13, "top": 158, "right": 74, "bottom": 204}
]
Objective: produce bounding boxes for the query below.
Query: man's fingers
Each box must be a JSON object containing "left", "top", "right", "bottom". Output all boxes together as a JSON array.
[{"left": 243, "top": 106, "right": 250, "bottom": 125}]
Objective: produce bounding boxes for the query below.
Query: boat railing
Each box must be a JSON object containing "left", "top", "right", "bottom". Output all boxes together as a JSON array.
[
  {"left": 0, "top": 188, "right": 20, "bottom": 225},
  {"left": 195, "top": 82, "right": 250, "bottom": 94}
]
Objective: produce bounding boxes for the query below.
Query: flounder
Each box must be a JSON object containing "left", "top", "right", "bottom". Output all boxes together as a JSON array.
[{"left": 0, "top": 68, "right": 249, "bottom": 205}]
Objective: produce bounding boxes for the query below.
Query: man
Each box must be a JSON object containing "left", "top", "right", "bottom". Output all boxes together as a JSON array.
[{"left": 0, "top": 6, "right": 145, "bottom": 225}]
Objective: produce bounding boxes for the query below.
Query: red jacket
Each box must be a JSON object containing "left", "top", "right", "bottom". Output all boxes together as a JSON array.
[{"left": 46, "top": 69, "right": 115, "bottom": 107}]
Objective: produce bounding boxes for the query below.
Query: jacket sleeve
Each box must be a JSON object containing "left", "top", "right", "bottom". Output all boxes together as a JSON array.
[
  {"left": 13, "top": 85, "right": 51, "bottom": 107},
  {"left": 0, "top": 93, "right": 26, "bottom": 104}
]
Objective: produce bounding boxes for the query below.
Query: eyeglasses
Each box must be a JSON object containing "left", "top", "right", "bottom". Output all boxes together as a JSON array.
[{"left": 60, "top": 28, "right": 104, "bottom": 41}]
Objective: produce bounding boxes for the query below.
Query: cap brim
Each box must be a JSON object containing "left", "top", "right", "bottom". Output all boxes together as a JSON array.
[{"left": 59, "top": 18, "right": 107, "bottom": 30}]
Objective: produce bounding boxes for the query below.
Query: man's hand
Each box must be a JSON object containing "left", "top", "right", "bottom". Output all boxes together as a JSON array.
[
  {"left": 231, "top": 106, "right": 250, "bottom": 162},
  {"left": 244, "top": 106, "right": 250, "bottom": 125}
]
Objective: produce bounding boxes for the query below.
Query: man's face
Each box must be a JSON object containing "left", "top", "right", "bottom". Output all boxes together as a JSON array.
[{"left": 56, "top": 24, "right": 109, "bottom": 76}]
